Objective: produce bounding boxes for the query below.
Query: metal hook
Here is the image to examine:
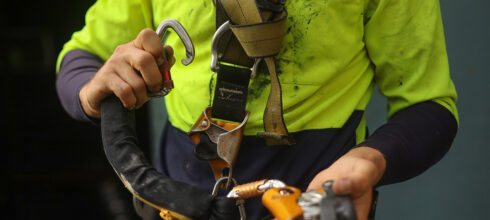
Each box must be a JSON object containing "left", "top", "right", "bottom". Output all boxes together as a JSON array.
[
  {"left": 210, "top": 21, "right": 231, "bottom": 72},
  {"left": 211, "top": 21, "right": 261, "bottom": 79},
  {"left": 156, "top": 19, "right": 195, "bottom": 66}
]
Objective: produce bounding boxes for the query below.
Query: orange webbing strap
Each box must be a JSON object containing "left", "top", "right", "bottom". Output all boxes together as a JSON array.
[{"left": 218, "top": 0, "right": 295, "bottom": 145}]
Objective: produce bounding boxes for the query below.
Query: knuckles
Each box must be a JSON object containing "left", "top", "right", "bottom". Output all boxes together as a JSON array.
[
  {"left": 114, "top": 44, "right": 129, "bottom": 54},
  {"left": 133, "top": 79, "right": 149, "bottom": 93},
  {"left": 138, "top": 28, "right": 157, "bottom": 39},
  {"left": 137, "top": 28, "right": 163, "bottom": 54},
  {"left": 133, "top": 52, "right": 154, "bottom": 68},
  {"left": 147, "top": 82, "right": 162, "bottom": 92},
  {"left": 117, "top": 84, "right": 136, "bottom": 104},
  {"left": 99, "top": 32, "right": 166, "bottom": 106}
]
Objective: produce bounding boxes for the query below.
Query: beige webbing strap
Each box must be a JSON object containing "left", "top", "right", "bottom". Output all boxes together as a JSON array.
[
  {"left": 258, "top": 57, "right": 295, "bottom": 145},
  {"left": 218, "top": 0, "right": 294, "bottom": 145}
]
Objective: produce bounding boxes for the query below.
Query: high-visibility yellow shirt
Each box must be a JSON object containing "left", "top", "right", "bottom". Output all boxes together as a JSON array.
[{"left": 57, "top": 0, "right": 458, "bottom": 142}]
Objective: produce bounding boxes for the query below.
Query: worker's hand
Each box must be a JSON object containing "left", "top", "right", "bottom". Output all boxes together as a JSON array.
[
  {"left": 307, "top": 147, "right": 386, "bottom": 220},
  {"left": 79, "top": 28, "right": 176, "bottom": 118}
]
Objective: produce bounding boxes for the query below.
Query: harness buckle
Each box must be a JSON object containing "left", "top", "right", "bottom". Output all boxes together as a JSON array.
[
  {"left": 211, "top": 20, "right": 261, "bottom": 78},
  {"left": 188, "top": 107, "right": 249, "bottom": 187}
]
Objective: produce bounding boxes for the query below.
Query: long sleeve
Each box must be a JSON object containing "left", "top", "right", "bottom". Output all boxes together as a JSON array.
[
  {"left": 361, "top": 0, "right": 459, "bottom": 185},
  {"left": 362, "top": 101, "right": 457, "bottom": 185},
  {"left": 55, "top": 0, "right": 154, "bottom": 121},
  {"left": 56, "top": 50, "right": 102, "bottom": 122}
]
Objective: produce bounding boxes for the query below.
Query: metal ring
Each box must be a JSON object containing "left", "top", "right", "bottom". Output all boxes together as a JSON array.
[
  {"left": 250, "top": 58, "right": 262, "bottom": 78},
  {"left": 211, "top": 177, "right": 246, "bottom": 220},
  {"left": 212, "top": 176, "right": 238, "bottom": 196}
]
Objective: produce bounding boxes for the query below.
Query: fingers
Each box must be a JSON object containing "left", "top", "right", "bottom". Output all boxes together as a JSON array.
[
  {"left": 105, "top": 72, "right": 138, "bottom": 110},
  {"left": 80, "top": 67, "right": 138, "bottom": 118},
  {"left": 163, "top": 45, "right": 176, "bottom": 67},
  {"left": 134, "top": 28, "right": 165, "bottom": 65},
  {"left": 90, "top": 64, "right": 139, "bottom": 111},
  {"left": 113, "top": 60, "right": 148, "bottom": 109},
  {"left": 333, "top": 178, "right": 353, "bottom": 195},
  {"left": 333, "top": 174, "right": 371, "bottom": 198},
  {"left": 133, "top": 29, "right": 177, "bottom": 67},
  {"left": 81, "top": 28, "right": 179, "bottom": 117},
  {"left": 118, "top": 45, "right": 163, "bottom": 92}
]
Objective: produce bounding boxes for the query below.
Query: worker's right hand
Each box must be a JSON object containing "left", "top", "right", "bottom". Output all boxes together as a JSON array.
[{"left": 79, "top": 28, "right": 176, "bottom": 118}]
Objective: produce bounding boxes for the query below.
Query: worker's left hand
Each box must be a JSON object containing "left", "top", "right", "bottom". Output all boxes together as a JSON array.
[{"left": 307, "top": 147, "right": 386, "bottom": 220}]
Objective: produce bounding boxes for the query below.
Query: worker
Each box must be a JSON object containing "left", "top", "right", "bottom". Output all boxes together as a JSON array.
[{"left": 56, "top": 0, "right": 458, "bottom": 219}]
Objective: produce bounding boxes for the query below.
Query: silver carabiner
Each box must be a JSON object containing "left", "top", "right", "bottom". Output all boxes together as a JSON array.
[
  {"left": 210, "top": 21, "right": 260, "bottom": 78},
  {"left": 156, "top": 19, "right": 195, "bottom": 66},
  {"left": 148, "top": 19, "right": 195, "bottom": 98},
  {"left": 210, "top": 21, "right": 231, "bottom": 72}
]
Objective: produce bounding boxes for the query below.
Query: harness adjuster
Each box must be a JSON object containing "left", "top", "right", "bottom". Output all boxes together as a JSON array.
[
  {"left": 211, "top": 20, "right": 261, "bottom": 79},
  {"left": 188, "top": 107, "right": 250, "bottom": 186}
]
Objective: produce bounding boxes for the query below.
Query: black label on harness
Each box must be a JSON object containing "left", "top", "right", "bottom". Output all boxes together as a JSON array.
[{"left": 212, "top": 64, "right": 251, "bottom": 122}]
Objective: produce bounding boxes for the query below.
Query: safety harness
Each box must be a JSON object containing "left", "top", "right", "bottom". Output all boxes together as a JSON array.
[
  {"left": 100, "top": 0, "right": 363, "bottom": 219},
  {"left": 189, "top": 0, "right": 294, "bottom": 191}
]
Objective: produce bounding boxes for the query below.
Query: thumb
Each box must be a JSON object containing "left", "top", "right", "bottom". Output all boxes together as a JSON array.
[
  {"left": 333, "top": 178, "right": 353, "bottom": 195},
  {"left": 333, "top": 177, "right": 373, "bottom": 220}
]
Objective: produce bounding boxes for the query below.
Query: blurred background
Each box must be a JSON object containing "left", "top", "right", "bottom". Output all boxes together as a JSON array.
[{"left": 1, "top": 0, "right": 488, "bottom": 219}]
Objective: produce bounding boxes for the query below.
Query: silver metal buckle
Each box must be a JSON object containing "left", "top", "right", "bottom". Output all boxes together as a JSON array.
[{"left": 210, "top": 21, "right": 260, "bottom": 78}]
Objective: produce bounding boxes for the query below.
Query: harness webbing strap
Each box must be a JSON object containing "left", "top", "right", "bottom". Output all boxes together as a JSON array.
[
  {"left": 229, "top": 11, "right": 287, "bottom": 58},
  {"left": 212, "top": 64, "right": 251, "bottom": 122},
  {"left": 215, "top": 0, "right": 254, "bottom": 68},
  {"left": 216, "top": 0, "right": 294, "bottom": 145},
  {"left": 258, "top": 57, "right": 295, "bottom": 145}
]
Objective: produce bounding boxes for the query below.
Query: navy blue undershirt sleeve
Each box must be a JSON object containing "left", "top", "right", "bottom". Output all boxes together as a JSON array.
[
  {"left": 360, "top": 101, "right": 458, "bottom": 186},
  {"left": 56, "top": 49, "right": 103, "bottom": 123}
]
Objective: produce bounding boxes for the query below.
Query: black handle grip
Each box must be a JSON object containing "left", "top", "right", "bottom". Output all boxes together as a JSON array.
[{"left": 100, "top": 95, "right": 212, "bottom": 219}]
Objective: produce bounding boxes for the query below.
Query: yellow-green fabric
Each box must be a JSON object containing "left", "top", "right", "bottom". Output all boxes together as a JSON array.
[{"left": 57, "top": 0, "right": 458, "bottom": 140}]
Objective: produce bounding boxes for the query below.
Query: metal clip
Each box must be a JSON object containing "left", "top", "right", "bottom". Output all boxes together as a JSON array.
[
  {"left": 297, "top": 191, "right": 325, "bottom": 219},
  {"left": 148, "top": 19, "right": 195, "bottom": 98},
  {"left": 156, "top": 19, "right": 195, "bottom": 65},
  {"left": 212, "top": 177, "right": 246, "bottom": 220},
  {"left": 226, "top": 179, "right": 286, "bottom": 199},
  {"left": 211, "top": 21, "right": 231, "bottom": 72},
  {"left": 188, "top": 107, "right": 250, "bottom": 187},
  {"left": 210, "top": 21, "right": 260, "bottom": 78}
]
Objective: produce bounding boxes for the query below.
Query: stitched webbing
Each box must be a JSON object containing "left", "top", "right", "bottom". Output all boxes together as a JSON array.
[{"left": 217, "top": 0, "right": 294, "bottom": 145}]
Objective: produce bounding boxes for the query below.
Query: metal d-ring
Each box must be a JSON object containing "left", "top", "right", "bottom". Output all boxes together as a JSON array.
[
  {"left": 156, "top": 19, "right": 195, "bottom": 66},
  {"left": 210, "top": 21, "right": 261, "bottom": 79}
]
